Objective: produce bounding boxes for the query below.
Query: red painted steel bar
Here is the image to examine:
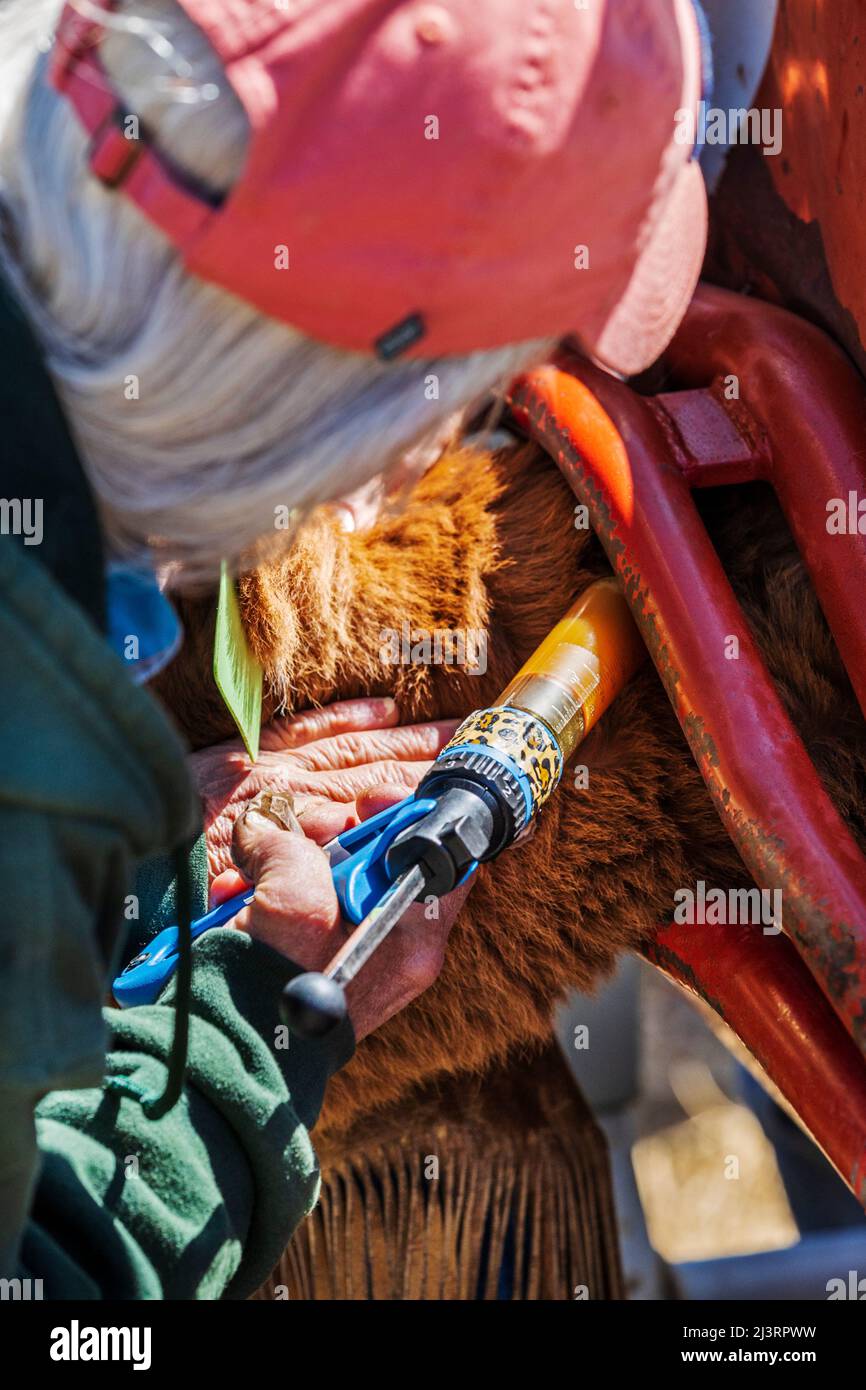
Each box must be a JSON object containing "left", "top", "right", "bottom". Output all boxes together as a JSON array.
[
  {"left": 661, "top": 284, "right": 866, "bottom": 721},
  {"left": 507, "top": 347, "right": 866, "bottom": 1058},
  {"left": 644, "top": 922, "right": 866, "bottom": 1206}
]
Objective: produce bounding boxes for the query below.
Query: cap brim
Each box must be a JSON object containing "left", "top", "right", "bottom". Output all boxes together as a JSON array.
[{"left": 590, "top": 158, "right": 708, "bottom": 378}]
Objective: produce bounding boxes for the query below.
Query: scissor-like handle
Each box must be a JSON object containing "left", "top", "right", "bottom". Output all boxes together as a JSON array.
[
  {"left": 112, "top": 888, "right": 255, "bottom": 1007},
  {"left": 112, "top": 794, "right": 435, "bottom": 1008},
  {"left": 326, "top": 794, "right": 437, "bottom": 919}
]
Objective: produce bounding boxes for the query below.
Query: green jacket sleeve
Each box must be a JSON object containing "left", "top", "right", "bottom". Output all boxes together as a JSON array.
[
  {"left": 0, "top": 537, "right": 356, "bottom": 1301},
  {"left": 24, "top": 929, "right": 353, "bottom": 1300}
]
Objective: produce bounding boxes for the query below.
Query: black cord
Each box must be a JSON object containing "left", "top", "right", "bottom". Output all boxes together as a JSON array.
[{"left": 141, "top": 843, "right": 193, "bottom": 1119}]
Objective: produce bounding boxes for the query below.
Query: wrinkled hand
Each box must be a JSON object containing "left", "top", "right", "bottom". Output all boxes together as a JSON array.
[
  {"left": 190, "top": 698, "right": 471, "bottom": 1039},
  {"left": 190, "top": 697, "right": 457, "bottom": 879}
]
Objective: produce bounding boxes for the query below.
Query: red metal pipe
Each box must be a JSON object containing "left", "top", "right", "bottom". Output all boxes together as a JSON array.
[
  {"left": 643, "top": 923, "right": 866, "bottom": 1207},
  {"left": 661, "top": 284, "right": 866, "bottom": 721},
  {"left": 507, "top": 352, "right": 866, "bottom": 1057}
]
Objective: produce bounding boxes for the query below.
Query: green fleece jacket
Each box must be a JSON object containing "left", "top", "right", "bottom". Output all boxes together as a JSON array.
[{"left": 0, "top": 287, "right": 353, "bottom": 1299}]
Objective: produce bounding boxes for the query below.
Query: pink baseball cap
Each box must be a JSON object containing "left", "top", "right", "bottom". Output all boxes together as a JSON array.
[{"left": 49, "top": 0, "right": 706, "bottom": 373}]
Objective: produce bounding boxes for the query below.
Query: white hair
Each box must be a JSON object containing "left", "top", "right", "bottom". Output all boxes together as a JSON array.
[{"left": 0, "top": 0, "right": 552, "bottom": 584}]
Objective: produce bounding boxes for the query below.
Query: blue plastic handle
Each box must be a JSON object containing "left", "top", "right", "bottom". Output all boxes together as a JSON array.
[
  {"left": 113, "top": 790, "right": 479, "bottom": 1008},
  {"left": 327, "top": 795, "right": 438, "bottom": 920},
  {"left": 114, "top": 793, "right": 425, "bottom": 1007},
  {"left": 113, "top": 888, "right": 254, "bottom": 1007}
]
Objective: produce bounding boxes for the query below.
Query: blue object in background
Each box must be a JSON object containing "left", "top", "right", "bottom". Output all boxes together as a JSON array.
[{"left": 106, "top": 563, "right": 182, "bottom": 684}]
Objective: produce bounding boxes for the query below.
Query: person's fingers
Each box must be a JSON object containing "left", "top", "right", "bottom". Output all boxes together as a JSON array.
[
  {"left": 301, "top": 757, "right": 435, "bottom": 804},
  {"left": 203, "top": 761, "right": 437, "bottom": 880},
  {"left": 210, "top": 866, "right": 249, "bottom": 907},
  {"left": 222, "top": 783, "right": 476, "bottom": 1037},
  {"left": 190, "top": 742, "right": 259, "bottom": 820},
  {"left": 355, "top": 781, "right": 415, "bottom": 821},
  {"left": 291, "top": 772, "right": 429, "bottom": 848},
  {"left": 246, "top": 762, "right": 439, "bottom": 852},
  {"left": 272, "top": 770, "right": 431, "bottom": 846},
  {"left": 215, "top": 755, "right": 435, "bottom": 814},
  {"left": 287, "top": 719, "right": 459, "bottom": 772},
  {"left": 291, "top": 796, "right": 361, "bottom": 845},
  {"left": 231, "top": 809, "right": 343, "bottom": 964},
  {"left": 261, "top": 697, "right": 399, "bottom": 751}
]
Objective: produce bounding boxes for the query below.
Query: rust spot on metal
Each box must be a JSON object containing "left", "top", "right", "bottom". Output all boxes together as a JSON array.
[{"left": 644, "top": 939, "right": 728, "bottom": 1022}]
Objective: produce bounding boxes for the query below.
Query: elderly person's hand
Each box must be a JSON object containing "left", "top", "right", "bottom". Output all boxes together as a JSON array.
[
  {"left": 191, "top": 698, "right": 471, "bottom": 1039},
  {"left": 190, "top": 697, "right": 458, "bottom": 876}
]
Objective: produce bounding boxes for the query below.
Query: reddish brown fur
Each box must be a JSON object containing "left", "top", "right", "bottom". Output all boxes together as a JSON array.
[{"left": 155, "top": 442, "right": 866, "bottom": 1135}]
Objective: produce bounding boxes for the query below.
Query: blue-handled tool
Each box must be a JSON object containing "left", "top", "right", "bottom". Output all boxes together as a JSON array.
[
  {"left": 112, "top": 792, "right": 464, "bottom": 1009},
  {"left": 113, "top": 707, "right": 551, "bottom": 1021},
  {"left": 279, "top": 577, "right": 646, "bottom": 1039},
  {"left": 113, "top": 887, "right": 255, "bottom": 1007},
  {"left": 115, "top": 578, "right": 645, "bottom": 1035}
]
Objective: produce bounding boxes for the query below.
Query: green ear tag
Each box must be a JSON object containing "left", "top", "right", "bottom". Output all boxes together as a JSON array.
[{"left": 213, "top": 562, "right": 263, "bottom": 761}]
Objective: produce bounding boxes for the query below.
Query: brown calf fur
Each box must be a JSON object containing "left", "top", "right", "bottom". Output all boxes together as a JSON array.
[{"left": 154, "top": 439, "right": 866, "bottom": 1137}]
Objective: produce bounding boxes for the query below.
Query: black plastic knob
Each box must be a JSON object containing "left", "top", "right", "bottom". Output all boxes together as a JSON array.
[{"left": 282, "top": 972, "right": 348, "bottom": 1039}]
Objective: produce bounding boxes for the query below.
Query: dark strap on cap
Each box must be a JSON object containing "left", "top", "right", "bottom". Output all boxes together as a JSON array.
[{"left": 49, "top": 2, "right": 215, "bottom": 244}]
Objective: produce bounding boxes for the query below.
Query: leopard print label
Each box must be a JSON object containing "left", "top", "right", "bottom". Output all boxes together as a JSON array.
[{"left": 443, "top": 706, "right": 563, "bottom": 813}]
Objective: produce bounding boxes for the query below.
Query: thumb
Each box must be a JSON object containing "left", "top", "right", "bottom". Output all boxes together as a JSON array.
[
  {"left": 231, "top": 791, "right": 303, "bottom": 882},
  {"left": 231, "top": 795, "right": 342, "bottom": 961}
]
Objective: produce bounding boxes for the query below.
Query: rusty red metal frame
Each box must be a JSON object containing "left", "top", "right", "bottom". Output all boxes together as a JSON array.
[
  {"left": 646, "top": 922, "right": 866, "bottom": 1204},
  {"left": 507, "top": 284, "right": 866, "bottom": 1202}
]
